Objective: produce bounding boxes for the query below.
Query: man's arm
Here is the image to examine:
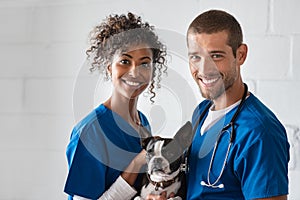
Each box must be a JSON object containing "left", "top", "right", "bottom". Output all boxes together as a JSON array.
[{"left": 256, "top": 195, "right": 287, "bottom": 200}]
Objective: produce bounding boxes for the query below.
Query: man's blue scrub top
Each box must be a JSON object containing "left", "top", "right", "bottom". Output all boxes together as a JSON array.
[{"left": 187, "top": 94, "right": 289, "bottom": 200}]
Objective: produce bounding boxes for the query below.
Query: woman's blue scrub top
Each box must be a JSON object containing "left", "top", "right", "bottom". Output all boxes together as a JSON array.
[
  {"left": 187, "top": 94, "right": 290, "bottom": 200},
  {"left": 64, "top": 104, "right": 150, "bottom": 199}
]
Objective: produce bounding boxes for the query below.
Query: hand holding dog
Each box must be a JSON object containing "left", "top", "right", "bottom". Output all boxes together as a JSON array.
[
  {"left": 121, "top": 150, "right": 147, "bottom": 187},
  {"left": 146, "top": 191, "right": 178, "bottom": 200}
]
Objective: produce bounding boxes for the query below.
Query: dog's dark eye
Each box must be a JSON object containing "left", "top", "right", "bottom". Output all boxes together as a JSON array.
[
  {"left": 146, "top": 152, "right": 153, "bottom": 161},
  {"left": 147, "top": 148, "right": 153, "bottom": 154}
]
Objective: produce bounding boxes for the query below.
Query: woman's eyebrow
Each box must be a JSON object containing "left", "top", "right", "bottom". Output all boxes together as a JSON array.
[{"left": 122, "top": 53, "right": 152, "bottom": 61}]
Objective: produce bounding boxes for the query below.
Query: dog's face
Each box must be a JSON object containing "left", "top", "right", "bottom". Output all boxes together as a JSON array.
[
  {"left": 142, "top": 122, "right": 193, "bottom": 182},
  {"left": 145, "top": 137, "right": 181, "bottom": 175}
]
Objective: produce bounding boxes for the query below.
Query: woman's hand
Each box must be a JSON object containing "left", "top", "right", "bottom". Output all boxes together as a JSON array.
[
  {"left": 132, "top": 149, "right": 147, "bottom": 167},
  {"left": 121, "top": 149, "right": 147, "bottom": 186}
]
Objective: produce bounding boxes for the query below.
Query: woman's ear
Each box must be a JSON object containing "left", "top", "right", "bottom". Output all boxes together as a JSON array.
[
  {"left": 106, "top": 65, "right": 112, "bottom": 78},
  {"left": 236, "top": 44, "right": 248, "bottom": 65},
  {"left": 107, "top": 65, "right": 112, "bottom": 74}
]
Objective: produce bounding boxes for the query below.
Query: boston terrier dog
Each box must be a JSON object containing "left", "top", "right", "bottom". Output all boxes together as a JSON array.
[{"left": 135, "top": 122, "right": 193, "bottom": 200}]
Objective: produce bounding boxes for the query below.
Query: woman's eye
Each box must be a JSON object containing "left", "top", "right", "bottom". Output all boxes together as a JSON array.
[
  {"left": 120, "top": 59, "right": 130, "bottom": 65},
  {"left": 141, "top": 62, "right": 152, "bottom": 68}
]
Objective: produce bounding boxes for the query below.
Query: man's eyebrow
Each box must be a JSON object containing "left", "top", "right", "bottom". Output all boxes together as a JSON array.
[
  {"left": 209, "top": 50, "right": 226, "bottom": 54},
  {"left": 188, "top": 52, "right": 199, "bottom": 55}
]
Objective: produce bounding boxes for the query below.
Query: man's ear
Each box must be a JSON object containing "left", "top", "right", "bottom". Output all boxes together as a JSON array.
[
  {"left": 236, "top": 44, "right": 248, "bottom": 65},
  {"left": 173, "top": 121, "right": 193, "bottom": 150}
]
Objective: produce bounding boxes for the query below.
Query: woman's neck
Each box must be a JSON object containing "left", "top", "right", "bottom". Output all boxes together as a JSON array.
[{"left": 103, "top": 95, "right": 140, "bottom": 126}]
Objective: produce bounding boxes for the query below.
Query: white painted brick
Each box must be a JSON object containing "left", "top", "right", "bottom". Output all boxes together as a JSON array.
[
  {"left": 0, "top": 150, "right": 67, "bottom": 199},
  {"left": 24, "top": 78, "right": 73, "bottom": 114},
  {"left": 31, "top": 4, "right": 93, "bottom": 42},
  {"left": 292, "top": 35, "right": 300, "bottom": 80},
  {"left": 289, "top": 171, "right": 300, "bottom": 200},
  {"left": 80, "top": 0, "right": 201, "bottom": 35},
  {"left": 257, "top": 80, "right": 300, "bottom": 125},
  {"left": 0, "top": 79, "right": 24, "bottom": 113},
  {"left": 135, "top": 0, "right": 200, "bottom": 34},
  {"left": 73, "top": 75, "right": 102, "bottom": 123},
  {"left": 0, "top": 6, "right": 32, "bottom": 43},
  {"left": 273, "top": 0, "right": 300, "bottom": 34},
  {"left": 196, "top": 0, "right": 269, "bottom": 35},
  {"left": 0, "top": 44, "right": 34, "bottom": 77},
  {"left": 242, "top": 36, "right": 290, "bottom": 80},
  {"left": 0, "top": 42, "right": 90, "bottom": 79},
  {"left": 0, "top": 114, "right": 73, "bottom": 151},
  {"left": 31, "top": 42, "right": 86, "bottom": 77}
]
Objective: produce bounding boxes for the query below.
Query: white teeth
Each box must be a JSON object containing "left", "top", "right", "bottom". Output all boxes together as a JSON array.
[
  {"left": 202, "top": 77, "right": 219, "bottom": 84},
  {"left": 125, "top": 80, "right": 140, "bottom": 86}
]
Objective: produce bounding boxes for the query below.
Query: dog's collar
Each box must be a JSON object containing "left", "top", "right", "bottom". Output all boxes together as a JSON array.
[{"left": 147, "top": 168, "right": 181, "bottom": 191}]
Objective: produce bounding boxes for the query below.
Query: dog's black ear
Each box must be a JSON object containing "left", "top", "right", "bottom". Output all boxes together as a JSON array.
[
  {"left": 173, "top": 121, "right": 193, "bottom": 150},
  {"left": 139, "top": 126, "right": 151, "bottom": 139},
  {"left": 139, "top": 126, "right": 152, "bottom": 149},
  {"left": 141, "top": 137, "right": 153, "bottom": 149}
]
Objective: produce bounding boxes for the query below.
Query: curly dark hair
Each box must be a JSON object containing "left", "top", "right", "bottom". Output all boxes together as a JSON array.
[{"left": 86, "top": 12, "right": 167, "bottom": 103}]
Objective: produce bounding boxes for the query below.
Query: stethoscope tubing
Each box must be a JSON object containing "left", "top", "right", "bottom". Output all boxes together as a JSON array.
[{"left": 192, "top": 83, "right": 248, "bottom": 189}]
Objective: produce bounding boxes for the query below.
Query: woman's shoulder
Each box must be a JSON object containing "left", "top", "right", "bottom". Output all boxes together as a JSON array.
[{"left": 72, "top": 104, "right": 109, "bottom": 136}]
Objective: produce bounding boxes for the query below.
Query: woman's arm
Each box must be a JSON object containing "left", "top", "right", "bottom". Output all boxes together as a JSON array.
[
  {"left": 73, "top": 150, "right": 147, "bottom": 200},
  {"left": 121, "top": 149, "right": 147, "bottom": 185}
]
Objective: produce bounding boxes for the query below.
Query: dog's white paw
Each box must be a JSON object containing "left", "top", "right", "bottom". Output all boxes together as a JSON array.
[{"left": 168, "top": 197, "right": 182, "bottom": 200}]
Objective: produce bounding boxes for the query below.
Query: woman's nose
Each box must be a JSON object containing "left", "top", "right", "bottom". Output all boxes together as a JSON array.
[{"left": 127, "top": 64, "right": 140, "bottom": 77}]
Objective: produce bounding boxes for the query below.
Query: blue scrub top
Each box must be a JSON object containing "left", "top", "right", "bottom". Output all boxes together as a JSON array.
[
  {"left": 187, "top": 94, "right": 290, "bottom": 200},
  {"left": 64, "top": 104, "right": 151, "bottom": 199}
]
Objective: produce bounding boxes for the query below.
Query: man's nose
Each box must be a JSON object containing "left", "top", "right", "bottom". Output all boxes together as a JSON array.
[{"left": 198, "top": 58, "right": 217, "bottom": 75}]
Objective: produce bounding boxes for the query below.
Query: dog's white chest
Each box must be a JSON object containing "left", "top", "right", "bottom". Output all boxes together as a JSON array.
[{"left": 137, "top": 181, "right": 181, "bottom": 200}]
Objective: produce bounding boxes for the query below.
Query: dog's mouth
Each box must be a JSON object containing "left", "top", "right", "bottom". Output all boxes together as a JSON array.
[
  {"left": 150, "top": 166, "right": 169, "bottom": 174},
  {"left": 149, "top": 171, "right": 171, "bottom": 182},
  {"left": 148, "top": 167, "right": 181, "bottom": 183}
]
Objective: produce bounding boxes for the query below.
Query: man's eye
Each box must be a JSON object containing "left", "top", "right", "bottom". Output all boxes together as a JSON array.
[
  {"left": 189, "top": 55, "right": 201, "bottom": 61},
  {"left": 211, "top": 54, "right": 223, "bottom": 60}
]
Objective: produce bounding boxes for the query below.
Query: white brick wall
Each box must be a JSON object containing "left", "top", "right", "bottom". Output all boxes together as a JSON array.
[{"left": 1, "top": 0, "right": 299, "bottom": 199}]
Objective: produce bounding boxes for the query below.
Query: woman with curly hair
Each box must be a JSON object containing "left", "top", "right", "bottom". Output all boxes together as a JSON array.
[{"left": 64, "top": 12, "right": 167, "bottom": 200}]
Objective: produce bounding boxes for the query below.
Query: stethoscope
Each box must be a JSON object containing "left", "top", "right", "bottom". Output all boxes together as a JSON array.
[{"left": 192, "top": 83, "right": 248, "bottom": 189}]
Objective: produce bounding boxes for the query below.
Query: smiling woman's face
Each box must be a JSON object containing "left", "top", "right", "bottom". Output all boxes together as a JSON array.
[{"left": 108, "top": 44, "right": 154, "bottom": 100}]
